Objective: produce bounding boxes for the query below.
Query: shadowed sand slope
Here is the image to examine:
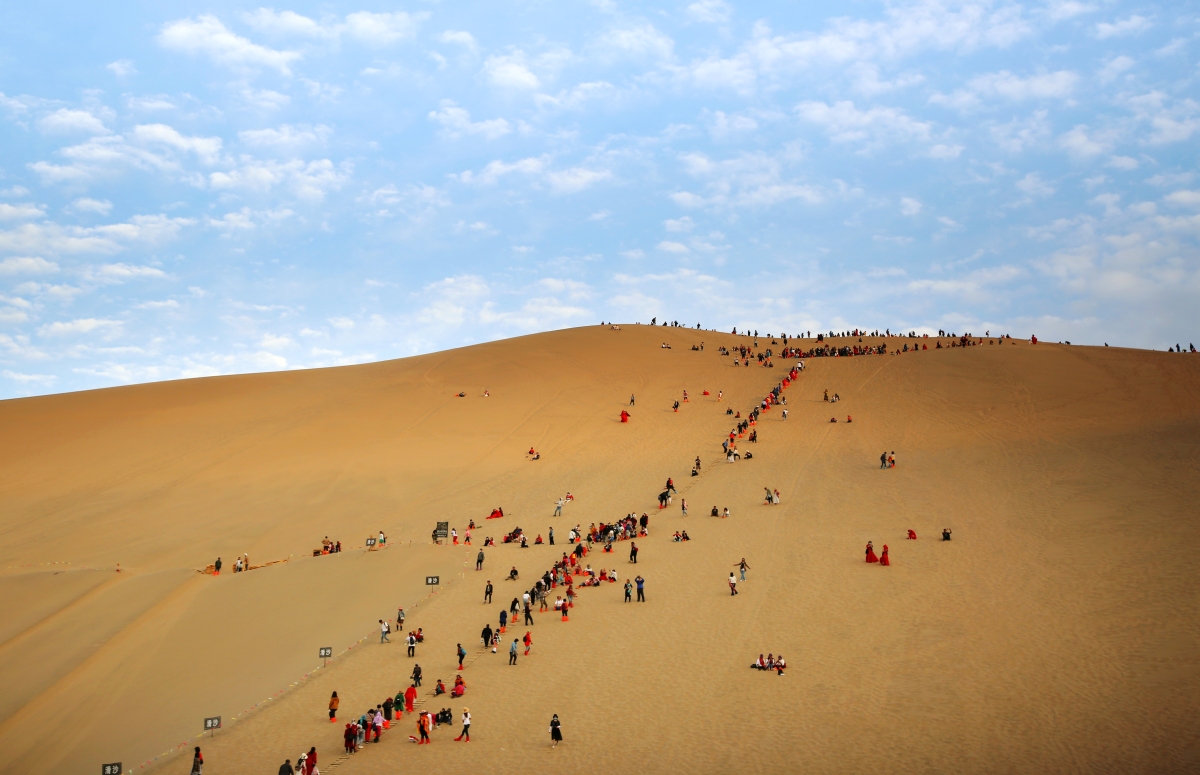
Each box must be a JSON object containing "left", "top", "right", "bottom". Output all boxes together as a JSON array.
[{"left": 0, "top": 326, "right": 1198, "bottom": 775}]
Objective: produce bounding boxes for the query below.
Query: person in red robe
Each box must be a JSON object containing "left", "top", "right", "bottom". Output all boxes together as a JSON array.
[
  {"left": 865, "top": 541, "right": 879, "bottom": 563},
  {"left": 404, "top": 684, "right": 417, "bottom": 713},
  {"left": 880, "top": 545, "right": 890, "bottom": 566},
  {"left": 620, "top": 410, "right": 630, "bottom": 422},
  {"left": 907, "top": 529, "right": 917, "bottom": 540}
]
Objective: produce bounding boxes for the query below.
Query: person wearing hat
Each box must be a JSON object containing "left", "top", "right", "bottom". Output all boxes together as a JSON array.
[{"left": 454, "top": 708, "right": 471, "bottom": 741}]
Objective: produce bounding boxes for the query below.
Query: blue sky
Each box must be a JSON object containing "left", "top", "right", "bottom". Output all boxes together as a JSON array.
[{"left": 0, "top": 0, "right": 1196, "bottom": 397}]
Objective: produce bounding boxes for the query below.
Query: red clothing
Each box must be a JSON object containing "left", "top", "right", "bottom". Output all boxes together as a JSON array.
[
  {"left": 880, "top": 546, "right": 890, "bottom": 566},
  {"left": 865, "top": 544, "right": 879, "bottom": 563},
  {"left": 404, "top": 686, "right": 417, "bottom": 712}
]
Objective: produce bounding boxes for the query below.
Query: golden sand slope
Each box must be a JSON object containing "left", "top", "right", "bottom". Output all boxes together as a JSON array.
[{"left": 0, "top": 326, "right": 1197, "bottom": 775}]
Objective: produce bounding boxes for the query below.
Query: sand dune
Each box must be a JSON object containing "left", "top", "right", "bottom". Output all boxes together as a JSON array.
[{"left": 1, "top": 326, "right": 1197, "bottom": 774}]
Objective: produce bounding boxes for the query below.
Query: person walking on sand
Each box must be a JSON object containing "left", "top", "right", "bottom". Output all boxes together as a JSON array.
[
  {"left": 624, "top": 579, "right": 633, "bottom": 602},
  {"left": 554, "top": 497, "right": 564, "bottom": 517},
  {"left": 523, "top": 630, "right": 532, "bottom": 655},
  {"left": 735, "top": 558, "right": 750, "bottom": 581},
  {"left": 889, "top": 451, "right": 896, "bottom": 468},
  {"left": 681, "top": 498, "right": 688, "bottom": 516},
  {"left": 880, "top": 544, "right": 890, "bottom": 566},
  {"left": 404, "top": 683, "right": 417, "bottom": 713},
  {"left": 484, "top": 580, "right": 493, "bottom": 604},
  {"left": 213, "top": 557, "right": 222, "bottom": 576},
  {"left": 457, "top": 643, "right": 467, "bottom": 670},
  {"left": 303, "top": 748, "right": 316, "bottom": 775},
  {"left": 279, "top": 759, "right": 294, "bottom": 775},
  {"left": 865, "top": 542, "right": 879, "bottom": 563},
  {"left": 635, "top": 575, "right": 645, "bottom": 602},
  {"left": 476, "top": 549, "right": 485, "bottom": 571},
  {"left": 411, "top": 663, "right": 423, "bottom": 686},
  {"left": 510, "top": 638, "right": 519, "bottom": 664},
  {"left": 329, "top": 691, "right": 339, "bottom": 722},
  {"left": 549, "top": 526, "right": 555, "bottom": 546},
  {"left": 550, "top": 714, "right": 563, "bottom": 748},
  {"left": 629, "top": 542, "right": 639, "bottom": 564},
  {"left": 880, "top": 451, "right": 887, "bottom": 469},
  {"left": 728, "top": 572, "right": 739, "bottom": 595},
  {"left": 455, "top": 708, "right": 471, "bottom": 741},
  {"left": 406, "top": 632, "right": 417, "bottom": 657},
  {"left": 380, "top": 619, "right": 390, "bottom": 643},
  {"left": 191, "top": 746, "right": 203, "bottom": 775}
]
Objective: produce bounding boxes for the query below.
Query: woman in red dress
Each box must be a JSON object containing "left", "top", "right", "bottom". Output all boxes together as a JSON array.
[
  {"left": 879, "top": 545, "right": 890, "bottom": 566},
  {"left": 865, "top": 541, "right": 879, "bottom": 563}
]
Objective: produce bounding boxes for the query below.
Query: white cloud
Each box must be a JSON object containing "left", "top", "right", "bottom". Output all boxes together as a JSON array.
[
  {"left": 597, "top": 24, "right": 674, "bottom": 62},
  {"left": 158, "top": 15, "right": 301, "bottom": 74},
  {"left": 1095, "top": 15, "right": 1152, "bottom": 40},
  {"left": 360, "top": 183, "right": 448, "bottom": 221},
  {"left": 428, "top": 100, "right": 511, "bottom": 140},
  {"left": 1058, "top": 124, "right": 1114, "bottom": 158},
  {"left": 3, "top": 370, "right": 55, "bottom": 385},
  {"left": 328, "top": 316, "right": 355, "bottom": 329},
  {"left": 658, "top": 240, "right": 690, "bottom": 253},
  {"left": 242, "top": 9, "right": 331, "bottom": 38},
  {"left": 95, "top": 263, "right": 167, "bottom": 280},
  {"left": 620, "top": 249, "right": 644, "bottom": 258},
  {"left": 209, "top": 158, "right": 350, "bottom": 201},
  {"left": 483, "top": 53, "right": 541, "bottom": 89},
  {"left": 0, "top": 214, "right": 193, "bottom": 256},
  {"left": 797, "top": 100, "right": 931, "bottom": 148},
  {"left": 929, "top": 143, "right": 964, "bottom": 159},
  {"left": 38, "top": 109, "right": 109, "bottom": 135},
  {"left": 969, "top": 70, "right": 1078, "bottom": 100},
  {"left": 991, "top": 110, "right": 1051, "bottom": 153},
  {"left": 706, "top": 110, "right": 759, "bottom": 138},
  {"left": 672, "top": 151, "right": 822, "bottom": 209},
  {"left": 238, "top": 124, "right": 332, "bottom": 151},
  {"left": 453, "top": 156, "right": 546, "bottom": 185},
  {"left": 665, "top": 216, "right": 694, "bottom": 232},
  {"left": 70, "top": 198, "right": 113, "bottom": 215},
  {"left": 260, "top": 333, "right": 294, "bottom": 349},
  {"left": 106, "top": 59, "right": 137, "bottom": 77},
  {"left": 588, "top": 210, "right": 611, "bottom": 221},
  {"left": 344, "top": 11, "right": 426, "bottom": 45},
  {"left": 1016, "top": 172, "right": 1055, "bottom": 197},
  {"left": 132, "top": 123, "right": 223, "bottom": 164},
  {"left": 1044, "top": 0, "right": 1097, "bottom": 21},
  {"left": 900, "top": 197, "right": 923, "bottom": 216},
  {"left": 1098, "top": 56, "right": 1135, "bottom": 83},
  {"left": 1107, "top": 156, "right": 1138, "bottom": 170},
  {"left": 545, "top": 167, "right": 611, "bottom": 193},
  {"left": 0, "top": 186, "right": 31, "bottom": 198},
  {"left": 437, "top": 30, "right": 478, "bottom": 52},
  {"left": 0, "top": 203, "right": 45, "bottom": 221},
  {"left": 39, "top": 317, "right": 123, "bottom": 336},
  {"left": 1164, "top": 190, "right": 1200, "bottom": 209},
  {"left": 207, "top": 206, "right": 295, "bottom": 231},
  {"left": 135, "top": 299, "right": 180, "bottom": 310},
  {"left": 0, "top": 257, "right": 58, "bottom": 275},
  {"left": 687, "top": 0, "right": 732, "bottom": 23}
]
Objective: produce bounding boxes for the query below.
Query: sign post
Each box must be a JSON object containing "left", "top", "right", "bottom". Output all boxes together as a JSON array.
[
  {"left": 319, "top": 646, "right": 332, "bottom": 667},
  {"left": 426, "top": 576, "right": 440, "bottom": 586},
  {"left": 365, "top": 537, "right": 377, "bottom": 550},
  {"left": 435, "top": 522, "right": 449, "bottom": 544},
  {"left": 204, "top": 716, "right": 221, "bottom": 737},
  {"left": 102, "top": 764, "right": 122, "bottom": 775}
]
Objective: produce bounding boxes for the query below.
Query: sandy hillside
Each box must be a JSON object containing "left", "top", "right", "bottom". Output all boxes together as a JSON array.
[{"left": 0, "top": 325, "right": 1198, "bottom": 775}]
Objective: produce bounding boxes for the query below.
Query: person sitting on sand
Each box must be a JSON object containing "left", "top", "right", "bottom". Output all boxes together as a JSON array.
[
  {"left": 415, "top": 628, "right": 425, "bottom": 643},
  {"left": 673, "top": 531, "right": 682, "bottom": 542},
  {"left": 907, "top": 530, "right": 917, "bottom": 540},
  {"left": 435, "top": 679, "right": 446, "bottom": 695},
  {"left": 942, "top": 528, "right": 952, "bottom": 541},
  {"left": 681, "top": 530, "right": 690, "bottom": 541},
  {"left": 711, "top": 506, "right": 719, "bottom": 517},
  {"left": 453, "top": 676, "right": 465, "bottom": 696},
  {"left": 752, "top": 654, "right": 766, "bottom": 669},
  {"left": 535, "top": 534, "right": 544, "bottom": 544},
  {"left": 722, "top": 508, "right": 730, "bottom": 518},
  {"left": 508, "top": 566, "right": 519, "bottom": 580},
  {"left": 775, "top": 655, "right": 786, "bottom": 676}
]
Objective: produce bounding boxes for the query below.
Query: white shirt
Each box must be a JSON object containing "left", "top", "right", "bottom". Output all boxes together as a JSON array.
[{"left": 462, "top": 712, "right": 471, "bottom": 726}]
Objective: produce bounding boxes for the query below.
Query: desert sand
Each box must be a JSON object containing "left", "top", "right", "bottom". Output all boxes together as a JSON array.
[{"left": 1, "top": 325, "right": 1198, "bottom": 775}]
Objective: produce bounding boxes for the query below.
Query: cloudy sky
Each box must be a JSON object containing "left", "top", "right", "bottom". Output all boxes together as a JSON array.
[{"left": 0, "top": 0, "right": 1196, "bottom": 397}]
